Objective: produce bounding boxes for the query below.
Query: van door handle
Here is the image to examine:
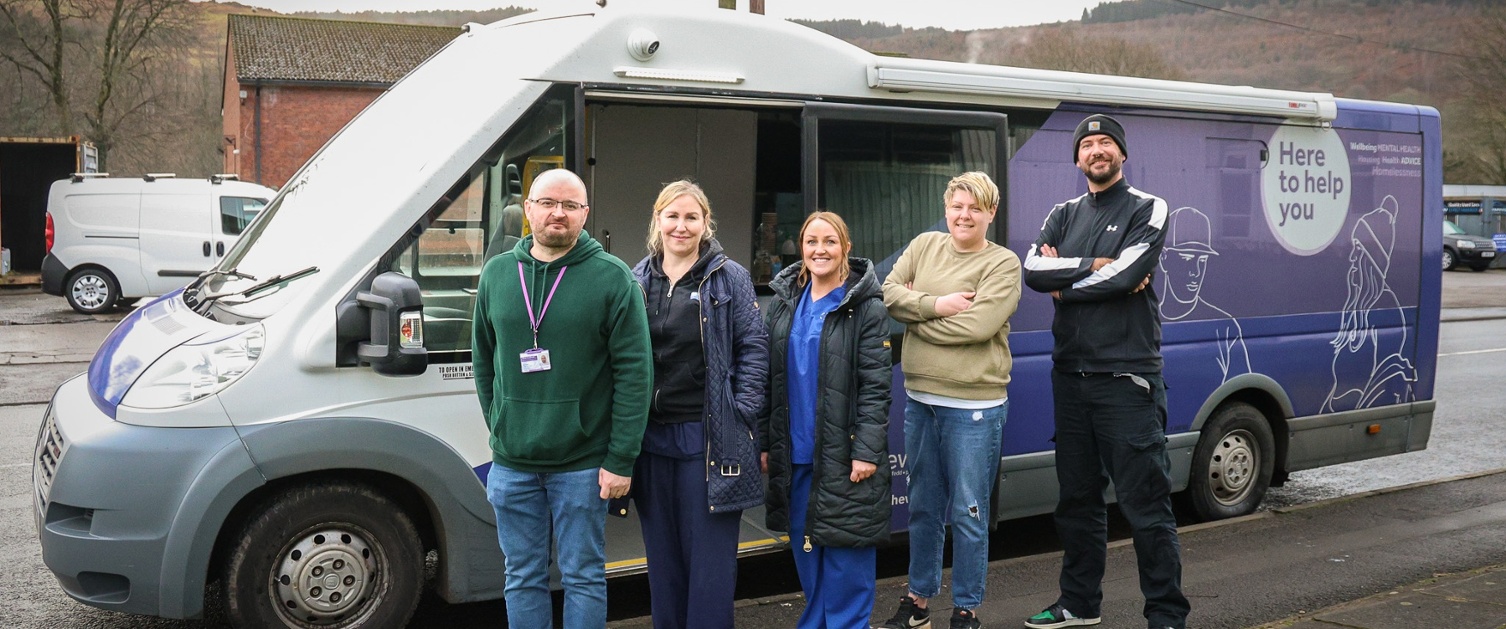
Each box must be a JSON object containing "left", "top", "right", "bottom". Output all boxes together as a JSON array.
[
  {"left": 203, "top": 241, "right": 211, "bottom": 257},
  {"left": 216, "top": 242, "right": 225, "bottom": 257}
]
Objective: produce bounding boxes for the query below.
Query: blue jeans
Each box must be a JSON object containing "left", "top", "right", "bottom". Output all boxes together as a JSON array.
[
  {"left": 903, "top": 397, "right": 1006, "bottom": 610},
  {"left": 487, "top": 463, "right": 608, "bottom": 629},
  {"left": 1051, "top": 371, "right": 1189, "bottom": 628}
]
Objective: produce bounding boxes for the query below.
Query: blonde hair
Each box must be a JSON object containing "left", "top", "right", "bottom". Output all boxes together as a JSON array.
[
  {"left": 646, "top": 179, "right": 716, "bottom": 255},
  {"left": 944, "top": 171, "right": 1000, "bottom": 212},
  {"left": 797, "top": 211, "right": 852, "bottom": 288}
]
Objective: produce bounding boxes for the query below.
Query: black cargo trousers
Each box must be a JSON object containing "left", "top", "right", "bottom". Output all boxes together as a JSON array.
[{"left": 1050, "top": 370, "right": 1191, "bottom": 629}]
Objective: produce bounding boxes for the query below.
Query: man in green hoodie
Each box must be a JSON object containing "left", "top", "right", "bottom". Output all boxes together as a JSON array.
[{"left": 472, "top": 168, "right": 652, "bottom": 629}]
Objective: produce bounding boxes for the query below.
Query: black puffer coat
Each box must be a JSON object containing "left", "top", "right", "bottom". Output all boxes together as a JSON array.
[{"left": 760, "top": 257, "right": 892, "bottom": 548}]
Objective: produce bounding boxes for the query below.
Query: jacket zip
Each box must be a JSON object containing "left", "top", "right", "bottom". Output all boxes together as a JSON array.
[{"left": 697, "top": 258, "right": 728, "bottom": 506}]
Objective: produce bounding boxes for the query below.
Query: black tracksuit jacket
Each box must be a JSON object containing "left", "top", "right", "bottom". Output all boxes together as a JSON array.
[{"left": 1023, "top": 178, "right": 1169, "bottom": 374}]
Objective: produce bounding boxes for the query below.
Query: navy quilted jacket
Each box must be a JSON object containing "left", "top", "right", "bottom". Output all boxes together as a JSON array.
[{"left": 632, "top": 242, "right": 770, "bottom": 512}]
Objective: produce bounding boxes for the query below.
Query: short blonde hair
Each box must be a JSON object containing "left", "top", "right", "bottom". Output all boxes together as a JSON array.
[
  {"left": 797, "top": 211, "right": 852, "bottom": 289},
  {"left": 944, "top": 171, "right": 1000, "bottom": 212},
  {"left": 646, "top": 179, "right": 716, "bottom": 256}
]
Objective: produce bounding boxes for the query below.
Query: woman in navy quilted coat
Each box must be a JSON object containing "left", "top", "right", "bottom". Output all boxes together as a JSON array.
[{"left": 629, "top": 180, "right": 769, "bottom": 629}]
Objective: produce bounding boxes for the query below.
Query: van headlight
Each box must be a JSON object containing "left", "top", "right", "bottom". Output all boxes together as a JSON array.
[{"left": 123, "top": 325, "right": 265, "bottom": 409}]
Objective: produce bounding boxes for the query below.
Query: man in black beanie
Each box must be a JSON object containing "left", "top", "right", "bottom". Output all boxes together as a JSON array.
[{"left": 1021, "top": 113, "right": 1191, "bottom": 629}]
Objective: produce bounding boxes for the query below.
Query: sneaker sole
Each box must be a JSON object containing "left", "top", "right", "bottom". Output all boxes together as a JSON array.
[
  {"left": 876, "top": 622, "right": 930, "bottom": 629},
  {"left": 1023, "top": 617, "right": 1101, "bottom": 629}
]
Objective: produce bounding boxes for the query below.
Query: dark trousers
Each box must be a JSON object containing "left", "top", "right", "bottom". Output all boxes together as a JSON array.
[
  {"left": 1051, "top": 371, "right": 1190, "bottom": 628},
  {"left": 633, "top": 428, "right": 742, "bottom": 629}
]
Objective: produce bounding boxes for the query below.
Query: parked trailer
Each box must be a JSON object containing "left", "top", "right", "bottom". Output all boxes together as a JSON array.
[{"left": 33, "top": 4, "right": 1439, "bottom": 626}]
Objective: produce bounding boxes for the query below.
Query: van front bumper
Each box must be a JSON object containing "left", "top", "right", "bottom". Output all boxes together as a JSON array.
[
  {"left": 40, "top": 253, "right": 67, "bottom": 296},
  {"left": 33, "top": 376, "right": 261, "bottom": 619}
]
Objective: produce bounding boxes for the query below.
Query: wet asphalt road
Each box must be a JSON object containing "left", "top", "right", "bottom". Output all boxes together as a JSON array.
[{"left": 2, "top": 269, "right": 1504, "bottom": 628}]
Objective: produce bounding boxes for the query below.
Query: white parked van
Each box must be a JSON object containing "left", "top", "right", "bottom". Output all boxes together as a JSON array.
[{"left": 40, "top": 174, "right": 276, "bottom": 313}]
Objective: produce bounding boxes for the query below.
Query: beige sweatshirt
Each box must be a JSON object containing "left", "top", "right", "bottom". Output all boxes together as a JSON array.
[{"left": 882, "top": 231, "right": 1022, "bottom": 400}]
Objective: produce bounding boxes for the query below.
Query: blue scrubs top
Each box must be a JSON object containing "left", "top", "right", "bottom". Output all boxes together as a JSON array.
[{"left": 788, "top": 282, "right": 847, "bottom": 465}]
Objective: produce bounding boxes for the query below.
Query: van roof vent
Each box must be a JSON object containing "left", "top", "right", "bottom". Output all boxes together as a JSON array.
[
  {"left": 209, "top": 174, "right": 240, "bottom": 184},
  {"left": 143, "top": 173, "right": 177, "bottom": 182},
  {"left": 70, "top": 173, "right": 110, "bottom": 183}
]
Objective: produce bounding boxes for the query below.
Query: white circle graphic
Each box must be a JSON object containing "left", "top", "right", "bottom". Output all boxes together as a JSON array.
[{"left": 1261, "top": 125, "right": 1351, "bottom": 255}]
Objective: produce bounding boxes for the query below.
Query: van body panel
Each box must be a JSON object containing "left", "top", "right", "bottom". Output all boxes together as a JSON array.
[{"left": 35, "top": 376, "right": 260, "bottom": 619}]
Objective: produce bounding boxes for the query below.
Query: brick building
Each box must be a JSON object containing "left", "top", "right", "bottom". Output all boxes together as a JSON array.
[{"left": 223, "top": 14, "right": 459, "bottom": 189}]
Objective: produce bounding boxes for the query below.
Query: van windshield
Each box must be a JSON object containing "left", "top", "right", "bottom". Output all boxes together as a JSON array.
[{"left": 182, "top": 68, "right": 558, "bottom": 322}]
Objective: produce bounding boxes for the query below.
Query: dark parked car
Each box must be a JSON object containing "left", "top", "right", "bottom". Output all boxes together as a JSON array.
[{"left": 1443, "top": 220, "right": 1497, "bottom": 272}]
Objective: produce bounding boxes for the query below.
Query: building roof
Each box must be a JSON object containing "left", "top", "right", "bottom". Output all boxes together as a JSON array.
[{"left": 228, "top": 13, "right": 460, "bottom": 85}]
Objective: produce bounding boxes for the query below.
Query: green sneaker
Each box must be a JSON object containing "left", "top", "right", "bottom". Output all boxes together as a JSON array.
[{"left": 1023, "top": 603, "right": 1101, "bottom": 628}]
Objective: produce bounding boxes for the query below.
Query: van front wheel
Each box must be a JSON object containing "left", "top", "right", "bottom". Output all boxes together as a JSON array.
[
  {"left": 1186, "top": 402, "right": 1275, "bottom": 522},
  {"left": 65, "top": 268, "right": 119, "bottom": 314},
  {"left": 223, "top": 482, "right": 424, "bottom": 628}
]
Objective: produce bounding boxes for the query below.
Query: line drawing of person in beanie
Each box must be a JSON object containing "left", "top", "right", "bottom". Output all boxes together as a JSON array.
[
  {"left": 1157, "top": 206, "right": 1250, "bottom": 382},
  {"left": 1320, "top": 195, "right": 1416, "bottom": 413}
]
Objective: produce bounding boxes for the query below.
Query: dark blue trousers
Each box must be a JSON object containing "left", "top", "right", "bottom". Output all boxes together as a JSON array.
[
  {"left": 633, "top": 422, "right": 741, "bottom": 629},
  {"left": 1051, "top": 371, "right": 1190, "bottom": 629}
]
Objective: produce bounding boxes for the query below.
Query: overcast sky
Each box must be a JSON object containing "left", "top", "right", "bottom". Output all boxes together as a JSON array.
[{"left": 226, "top": 0, "right": 1119, "bottom": 31}]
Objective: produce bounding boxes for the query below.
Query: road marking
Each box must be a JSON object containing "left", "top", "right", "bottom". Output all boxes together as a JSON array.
[
  {"left": 1439, "top": 347, "right": 1506, "bottom": 357},
  {"left": 1, "top": 463, "right": 30, "bottom": 469}
]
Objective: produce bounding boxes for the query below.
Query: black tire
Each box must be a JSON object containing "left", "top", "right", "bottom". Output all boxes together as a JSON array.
[
  {"left": 1186, "top": 402, "right": 1275, "bottom": 522},
  {"left": 1470, "top": 262, "right": 1491, "bottom": 272},
  {"left": 65, "top": 268, "right": 120, "bottom": 314},
  {"left": 1442, "top": 247, "right": 1458, "bottom": 271},
  {"left": 222, "top": 482, "right": 424, "bottom": 628}
]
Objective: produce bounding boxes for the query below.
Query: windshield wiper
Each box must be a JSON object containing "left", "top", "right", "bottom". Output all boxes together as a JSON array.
[
  {"left": 198, "top": 267, "right": 259, "bottom": 282},
  {"left": 199, "top": 266, "right": 320, "bottom": 305}
]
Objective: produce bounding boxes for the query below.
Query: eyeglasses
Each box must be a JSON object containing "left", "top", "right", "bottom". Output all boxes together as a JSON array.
[{"left": 528, "top": 198, "right": 588, "bottom": 212}]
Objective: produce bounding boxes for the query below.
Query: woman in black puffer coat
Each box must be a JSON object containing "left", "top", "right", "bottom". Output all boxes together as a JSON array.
[{"left": 759, "top": 211, "right": 891, "bottom": 629}]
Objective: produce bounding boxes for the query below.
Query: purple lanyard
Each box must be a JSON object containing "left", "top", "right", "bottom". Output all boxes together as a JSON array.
[{"left": 518, "top": 262, "right": 567, "bottom": 348}]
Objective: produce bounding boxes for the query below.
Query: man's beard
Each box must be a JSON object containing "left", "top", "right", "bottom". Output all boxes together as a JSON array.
[
  {"left": 1085, "top": 159, "right": 1121, "bottom": 186},
  {"left": 535, "top": 224, "right": 578, "bottom": 248}
]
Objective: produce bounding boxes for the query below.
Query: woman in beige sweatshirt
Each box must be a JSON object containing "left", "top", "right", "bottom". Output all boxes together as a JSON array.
[{"left": 876, "top": 172, "right": 1022, "bottom": 629}]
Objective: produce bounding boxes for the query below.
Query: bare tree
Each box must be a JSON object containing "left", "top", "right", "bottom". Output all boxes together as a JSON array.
[
  {"left": 1446, "top": 5, "right": 1506, "bottom": 184},
  {"left": 0, "top": 0, "right": 194, "bottom": 170}
]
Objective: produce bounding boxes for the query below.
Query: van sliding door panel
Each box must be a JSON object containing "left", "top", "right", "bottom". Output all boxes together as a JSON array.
[{"left": 140, "top": 192, "right": 217, "bottom": 293}]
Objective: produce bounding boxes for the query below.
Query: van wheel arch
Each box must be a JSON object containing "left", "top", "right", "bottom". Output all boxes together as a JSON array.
[{"left": 64, "top": 266, "right": 121, "bottom": 314}]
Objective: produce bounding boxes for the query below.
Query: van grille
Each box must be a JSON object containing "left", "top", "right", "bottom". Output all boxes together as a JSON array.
[{"left": 33, "top": 407, "right": 65, "bottom": 510}]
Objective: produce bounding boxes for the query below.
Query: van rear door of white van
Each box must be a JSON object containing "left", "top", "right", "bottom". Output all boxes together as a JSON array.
[{"left": 140, "top": 189, "right": 215, "bottom": 294}]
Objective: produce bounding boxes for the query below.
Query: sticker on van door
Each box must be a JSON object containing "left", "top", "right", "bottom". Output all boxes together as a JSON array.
[
  {"left": 437, "top": 364, "right": 474, "bottom": 380},
  {"left": 1261, "top": 125, "right": 1352, "bottom": 255}
]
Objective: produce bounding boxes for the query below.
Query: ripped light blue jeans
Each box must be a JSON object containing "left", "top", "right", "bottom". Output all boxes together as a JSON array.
[{"left": 902, "top": 397, "right": 1006, "bottom": 610}]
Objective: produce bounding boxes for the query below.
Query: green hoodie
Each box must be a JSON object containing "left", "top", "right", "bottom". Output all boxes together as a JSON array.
[{"left": 472, "top": 230, "right": 651, "bottom": 476}]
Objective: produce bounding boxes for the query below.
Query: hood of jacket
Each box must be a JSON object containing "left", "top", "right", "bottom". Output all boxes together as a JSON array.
[{"left": 769, "top": 256, "right": 882, "bottom": 307}]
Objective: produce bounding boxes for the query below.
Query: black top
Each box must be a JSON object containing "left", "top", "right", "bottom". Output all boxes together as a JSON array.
[
  {"left": 1023, "top": 178, "right": 1168, "bottom": 373},
  {"left": 645, "top": 241, "right": 716, "bottom": 423}
]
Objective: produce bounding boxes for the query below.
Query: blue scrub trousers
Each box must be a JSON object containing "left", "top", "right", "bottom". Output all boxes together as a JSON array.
[{"left": 788, "top": 463, "right": 877, "bottom": 629}]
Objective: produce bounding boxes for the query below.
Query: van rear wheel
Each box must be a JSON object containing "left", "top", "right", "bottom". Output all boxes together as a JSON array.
[
  {"left": 222, "top": 481, "right": 424, "bottom": 628},
  {"left": 1186, "top": 402, "right": 1275, "bottom": 522},
  {"left": 65, "top": 268, "right": 119, "bottom": 314}
]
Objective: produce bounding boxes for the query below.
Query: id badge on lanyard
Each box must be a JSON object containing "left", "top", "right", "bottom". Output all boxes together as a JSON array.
[{"left": 518, "top": 262, "right": 566, "bottom": 373}]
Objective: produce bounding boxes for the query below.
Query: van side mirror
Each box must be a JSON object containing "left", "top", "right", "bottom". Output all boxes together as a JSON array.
[{"left": 356, "top": 272, "right": 427, "bottom": 376}]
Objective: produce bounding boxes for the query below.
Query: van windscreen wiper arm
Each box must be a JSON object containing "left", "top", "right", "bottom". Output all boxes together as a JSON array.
[{"left": 199, "top": 266, "right": 319, "bottom": 305}]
